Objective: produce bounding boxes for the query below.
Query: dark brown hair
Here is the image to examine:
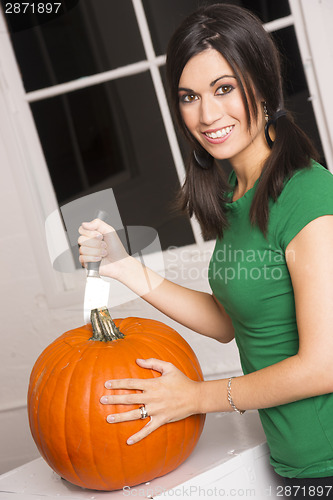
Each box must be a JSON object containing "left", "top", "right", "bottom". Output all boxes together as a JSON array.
[{"left": 166, "top": 4, "right": 318, "bottom": 239}]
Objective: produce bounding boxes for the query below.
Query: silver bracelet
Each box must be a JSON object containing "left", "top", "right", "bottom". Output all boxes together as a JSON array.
[{"left": 227, "top": 377, "right": 246, "bottom": 415}]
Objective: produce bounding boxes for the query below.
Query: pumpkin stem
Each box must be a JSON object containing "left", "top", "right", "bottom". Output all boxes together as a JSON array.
[{"left": 90, "top": 307, "right": 124, "bottom": 342}]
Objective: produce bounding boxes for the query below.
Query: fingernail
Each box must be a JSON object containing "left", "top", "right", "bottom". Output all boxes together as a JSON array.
[
  {"left": 107, "top": 415, "right": 115, "bottom": 423},
  {"left": 100, "top": 396, "right": 108, "bottom": 404},
  {"left": 127, "top": 439, "right": 134, "bottom": 445},
  {"left": 105, "top": 381, "right": 112, "bottom": 389},
  {"left": 101, "top": 250, "right": 108, "bottom": 257}
]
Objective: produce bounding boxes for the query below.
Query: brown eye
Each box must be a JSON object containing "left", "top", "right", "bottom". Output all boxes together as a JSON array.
[
  {"left": 180, "top": 94, "right": 198, "bottom": 103},
  {"left": 216, "top": 85, "right": 233, "bottom": 95}
]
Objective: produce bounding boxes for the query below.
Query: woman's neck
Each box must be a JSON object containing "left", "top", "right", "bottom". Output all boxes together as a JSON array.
[
  {"left": 231, "top": 164, "right": 262, "bottom": 201},
  {"left": 230, "top": 140, "right": 271, "bottom": 201}
]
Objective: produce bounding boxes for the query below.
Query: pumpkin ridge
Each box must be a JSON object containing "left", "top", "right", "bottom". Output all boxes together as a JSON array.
[
  {"left": 28, "top": 334, "right": 70, "bottom": 402},
  {"left": 28, "top": 338, "right": 66, "bottom": 451},
  {"left": 118, "top": 339, "right": 166, "bottom": 384},
  {"left": 115, "top": 338, "right": 153, "bottom": 485},
  {"left": 111, "top": 391, "right": 128, "bottom": 489},
  {"left": 123, "top": 337, "right": 177, "bottom": 478},
  {"left": 170, "top": 418, "right": 185, "bottom": 470},
  {"left": 124, "top": 343, "right": 150, "bottom": 486},
  {"left": 61, "top": 346, "right": 89, "bottom": 487},
  {"left": 120, "top": 329, "right": 190, "bottom": 356},
  {"left": 127, "top": 337, "right": 167, "bottom": 479},
  {"left": 57, "top": 340, "right": 98, "bottom": 485},
  {"left": 87, "top": 348, "right": 113, "bottom": 490},
  {"left": 129, "top": 337, "right": 201, "bottom": 474},
  {"left": 178, "top": 415, "right": 198, "bottom": 469},
  {"left": 105, "top": 339, "right": 139, "bottom": 489},
  {"left": 87, "top": 339, "right": 127, "bottom": 489},
  {"left": 40, "top": 340, "right": 88, "bottom": 485},
  {"left": 147, "top": 340, "right": 172, "bottom": 477},
  {"left": 127, "top": 334, "right": 202, "bottom": 381},
  {"left": 123, "top": 321, "right": 195, "bottom": 353},
  {"left": 35, "top": 341, "right": 76, "bottom": 441},
  {"left": 123, "top": 322, "right": 191, "bottom": 357},
  {"left": 149, "top": 335, "right": 204, "bottom": 470},
  {"left": 111, "top": 335, "right": 173, "bottom": 481}
]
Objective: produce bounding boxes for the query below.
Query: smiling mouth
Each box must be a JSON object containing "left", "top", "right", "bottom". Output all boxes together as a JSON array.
[{"left": 204, "top": 126, "right": 234, "bottom": 139}]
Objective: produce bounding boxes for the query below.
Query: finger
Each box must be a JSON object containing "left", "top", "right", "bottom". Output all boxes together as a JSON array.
[
  {"left": 79, "top": 254, "right": 103, "bottom": 266},
  {"left": 79, "top": 243, "right": 107, "bottom": 257},
  {"left": 106, "top": 408, "right": 143, "bottom": 423},
  {"left": 104, "top": 378, "right": 148, "bottom": 391},
  {"left": 78, "top": 234, "right": 105, "bottom": 247},
  {"left": 82, "top": 219, "right": 115, "bottom": 236},
  {"left": 79, "top": 255, "right": 106, "bottom": 265},
  {"left": 78, "top": 226, "right": 104, "bottom": 239},
  {"left": 127, "top": 417, "right": 158, "bottom": 445},
  {"left": 136, "top": 358, "right": 173, "bottom": 374},
  {"left": 100, "top": 393, "right": 143, "bottom": 405},
  {"left": 78, "top": 248, "right": 107, "bottom": 265}
]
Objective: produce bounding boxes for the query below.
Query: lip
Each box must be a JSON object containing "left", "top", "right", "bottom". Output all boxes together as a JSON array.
[{"left": 201, "top": 125, "right": 234, "bottom": 144}]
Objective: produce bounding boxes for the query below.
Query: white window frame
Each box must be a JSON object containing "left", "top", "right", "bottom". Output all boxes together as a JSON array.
[
  {"left": 0, "top": 0, "right": 331, "bottom": 309},
  {"left": 289, "top": 0, "right": 333, "bottom": 170}
]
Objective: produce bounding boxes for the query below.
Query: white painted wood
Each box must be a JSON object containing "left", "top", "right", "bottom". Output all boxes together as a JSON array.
[{"left": 289, "top": 0, "right": 333, "bottom": 171}]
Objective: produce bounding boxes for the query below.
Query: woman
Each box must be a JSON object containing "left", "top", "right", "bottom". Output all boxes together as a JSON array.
[{"left": 78, "top": 4, "right": 333, "bottom": 497}]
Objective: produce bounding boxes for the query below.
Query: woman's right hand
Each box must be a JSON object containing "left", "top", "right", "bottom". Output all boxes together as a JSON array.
[
  {"left": 78, "top": 219, "right": 130, "bottom": 279},
  {"left": 78, "top": 222, "right": 234, "bottom": 343}
]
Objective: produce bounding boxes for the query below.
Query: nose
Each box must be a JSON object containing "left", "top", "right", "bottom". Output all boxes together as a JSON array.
[{"left": 200, "top": 96, "right": 222, "bottom": 125}]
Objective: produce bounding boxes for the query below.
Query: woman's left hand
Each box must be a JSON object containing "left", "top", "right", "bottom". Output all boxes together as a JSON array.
[{"left": 100, "top": 358, "right": 202, "bottom": 445}]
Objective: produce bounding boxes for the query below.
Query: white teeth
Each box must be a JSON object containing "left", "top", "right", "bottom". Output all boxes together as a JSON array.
[{"left": 205, "top": 126, "right": 233, "bottom": 139}]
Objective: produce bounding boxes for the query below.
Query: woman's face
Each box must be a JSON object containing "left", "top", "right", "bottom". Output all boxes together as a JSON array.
[{"left": 178, "top": 49, "right": 269, "bottom": 169}]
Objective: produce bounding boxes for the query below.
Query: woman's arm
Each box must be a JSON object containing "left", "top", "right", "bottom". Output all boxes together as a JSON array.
[
  {"left": 100, "top": 215, "right": 333, "bottom": 444},
  {"left": 78, "top": 219, "right": 234, "bottom": 343}
]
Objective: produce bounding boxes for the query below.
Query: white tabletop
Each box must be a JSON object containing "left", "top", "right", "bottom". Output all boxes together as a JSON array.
[{"left": 0, "top": 411, "right": 283, "bottom": 499}]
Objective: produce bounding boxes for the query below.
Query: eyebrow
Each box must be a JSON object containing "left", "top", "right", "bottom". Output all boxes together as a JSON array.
[
  {"left": 178, "top": 74, "right": 237, "bottom": 93},
  {"left": 210, "top": 75, "right": 237, "bottom": 87}
]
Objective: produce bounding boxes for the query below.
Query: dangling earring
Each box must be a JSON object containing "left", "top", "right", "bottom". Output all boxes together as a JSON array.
[
  {"left": 264, "top": 101, "right": 288, "bottom": 149},
  {"left": 193, "top": 149, "right": 214, "bottom": 170},
  {"left": 263, "top": 102, "right": 269, "bottom": 123},
  {"left": 263, "top": 101, "right": 274, "bottom": 148}
]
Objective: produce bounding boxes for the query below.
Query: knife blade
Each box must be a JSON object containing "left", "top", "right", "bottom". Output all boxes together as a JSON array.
[{"left": 83, "top": 210, "right": 110, "bottom": 323}]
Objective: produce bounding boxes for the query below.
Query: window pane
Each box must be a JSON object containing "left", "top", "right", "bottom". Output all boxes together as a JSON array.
[
  {"left": 6, "top": 0, "right": 145, "bottom": 92},
  {"left": 143, "top": 0, "right": 290, "bottom": 56},
  {"left": 238, "top": 0, "right": 290, "bottom": 22},
  {"left": 30, "top": 72, "right": 195, "bottom": 250},
  {"left": 143, "top": 0, "right": 199, "bottom": 56},
  {"left": 272, "top": 26, "right": 326, "bottom": 166}
]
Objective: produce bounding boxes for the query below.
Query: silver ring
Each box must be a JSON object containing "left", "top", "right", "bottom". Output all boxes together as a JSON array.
[{"left": 140, "top": 405, "right": 148, "bottom": 419}]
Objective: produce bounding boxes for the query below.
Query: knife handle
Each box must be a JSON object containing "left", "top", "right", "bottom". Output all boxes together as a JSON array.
[{"left": 87, "top": 210, "right": 108, "bottom": 275}]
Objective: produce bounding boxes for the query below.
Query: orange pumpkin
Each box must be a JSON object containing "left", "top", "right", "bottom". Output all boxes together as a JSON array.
[{"left": 27, "top": 313, "right": 205, "bottom": 491}]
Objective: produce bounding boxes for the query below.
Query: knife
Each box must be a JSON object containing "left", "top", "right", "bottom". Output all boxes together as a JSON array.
[{"left": 83, "top": 210, "right": 110, "bottom": 323}]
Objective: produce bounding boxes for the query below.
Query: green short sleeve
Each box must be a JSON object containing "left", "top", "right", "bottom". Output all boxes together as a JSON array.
[{"left": 274, "top": 162, "right": 333, "bottom": 252}]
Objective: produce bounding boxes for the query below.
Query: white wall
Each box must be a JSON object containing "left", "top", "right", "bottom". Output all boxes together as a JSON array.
[{"left": 0, "top": 114, "right": 87, "bottom": 472}]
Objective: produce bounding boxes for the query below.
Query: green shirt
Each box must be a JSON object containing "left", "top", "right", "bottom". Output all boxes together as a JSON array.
[{"left": 208, "top": 162, "right": 333, "bottom": 478}]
